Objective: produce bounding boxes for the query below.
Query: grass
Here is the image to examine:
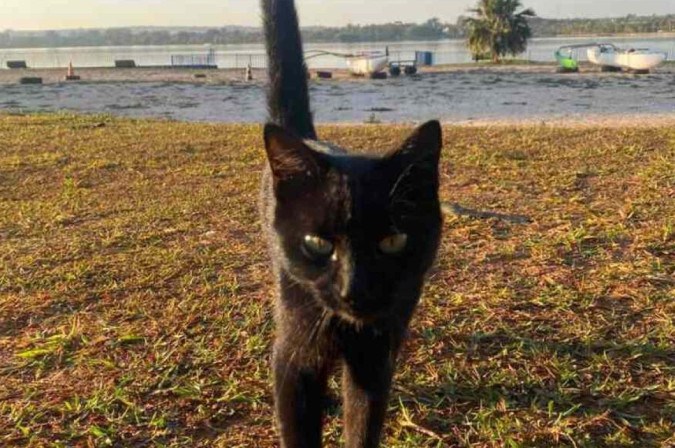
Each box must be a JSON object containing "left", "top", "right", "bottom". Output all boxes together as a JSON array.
[{"left": 0, "top": 113, "right": 673, "bottom": 447}]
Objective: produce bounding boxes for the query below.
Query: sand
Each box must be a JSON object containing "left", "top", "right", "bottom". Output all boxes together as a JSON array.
[{"left": 0, "top": 62, "right": 673, "bottom": 85}]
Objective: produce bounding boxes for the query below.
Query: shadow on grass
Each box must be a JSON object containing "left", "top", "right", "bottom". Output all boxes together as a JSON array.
[{"left": 395, "top": 328, "right": 672, "bottom": 446}]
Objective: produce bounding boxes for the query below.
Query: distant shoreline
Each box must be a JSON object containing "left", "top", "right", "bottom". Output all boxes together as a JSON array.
[
  {"left": 535, "top": 32, "right": 675, "bottom": 39},
  {"left": 0, "top": 32, "right": 674, "bottom": 51}
]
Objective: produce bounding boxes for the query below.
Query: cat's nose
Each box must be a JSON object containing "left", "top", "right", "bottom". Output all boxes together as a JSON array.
[
  {"left": 337, "top": 251, "right": 354, "bottom": 300},
  {"left": 339, "top": 273, "right": 367, "bottom": 304},
  {"left": 339, "top": 272, "right": 353, "bottom": 301},
  {"left": 339, "top": 270, "right": 367, "bottom": 304}
]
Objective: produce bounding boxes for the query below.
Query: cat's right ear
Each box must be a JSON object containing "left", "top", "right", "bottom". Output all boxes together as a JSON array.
[{"left": 263, "top": 123, "right": 324, "bottom": 194}]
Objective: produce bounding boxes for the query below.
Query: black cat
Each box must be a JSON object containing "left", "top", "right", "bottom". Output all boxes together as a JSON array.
[{"left": 260, "top": 1, "right": 443, "bottom": 446}]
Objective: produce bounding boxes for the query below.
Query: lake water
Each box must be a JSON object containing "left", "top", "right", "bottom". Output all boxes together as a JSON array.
[
  {"left": 2, "top": 70, "right": 673, "bottom": 123},
  {"left": 1, "top": 36, "right": 673, "bottom": 69}
]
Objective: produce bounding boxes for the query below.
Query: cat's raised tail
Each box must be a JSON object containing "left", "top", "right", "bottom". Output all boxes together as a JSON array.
[{"left": 262, "top": 0, "right": 317, "bottom": 140}]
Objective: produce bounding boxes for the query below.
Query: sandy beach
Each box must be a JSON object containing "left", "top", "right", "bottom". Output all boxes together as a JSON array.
[{"left": 0, "top": 62, "right": 673, "bottom": 85}]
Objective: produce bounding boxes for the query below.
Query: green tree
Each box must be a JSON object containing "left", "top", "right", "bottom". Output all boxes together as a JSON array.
[{"left": 464, "top": 0, "right": 536, "bottom": 63}]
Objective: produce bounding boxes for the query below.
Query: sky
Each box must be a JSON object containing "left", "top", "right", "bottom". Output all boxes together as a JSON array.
[{"left": 0, "top": 0, "right": 673, "bottom": 31}]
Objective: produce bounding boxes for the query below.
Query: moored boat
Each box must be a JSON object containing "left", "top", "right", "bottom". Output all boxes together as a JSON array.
[
  {"left": 555, "top": 47, "right": 579, "bottom": 72},
  {"left": 587, "top": 44, "right": 666, "bottom": 71},
  {"left": 345, "top": 51, "right": 389, "bottom": 76}
]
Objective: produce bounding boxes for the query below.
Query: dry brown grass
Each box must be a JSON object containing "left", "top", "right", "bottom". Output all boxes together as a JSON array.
[{"left": 0, "top": 114, "right": 673, "bottom": 447}]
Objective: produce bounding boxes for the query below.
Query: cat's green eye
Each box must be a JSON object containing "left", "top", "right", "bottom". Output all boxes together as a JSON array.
[
  {"left": 303, "top": 235, "right": 334, "bottom": 257},
  {"left": 379, "top": 234, "right": 408, "bottom": 255}
]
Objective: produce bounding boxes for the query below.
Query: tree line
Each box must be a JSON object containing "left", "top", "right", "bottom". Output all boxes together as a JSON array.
[
  {"left": 0, "top": 14, "right": 672, "bottom": 49},
  {"left": 528, "top": 14, "right": 674, "bottom": 36}
]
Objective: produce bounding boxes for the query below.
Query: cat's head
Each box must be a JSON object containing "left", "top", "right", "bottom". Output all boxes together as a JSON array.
[{"left": 264, "top": 122, "right": 443, "bottom": 323}]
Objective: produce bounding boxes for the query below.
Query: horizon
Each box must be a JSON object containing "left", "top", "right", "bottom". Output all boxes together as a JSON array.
[
  {"left": 3, "top": 13, "right": 675, "bottom": 34},
  {"left": 0, "top": 1, "right": 673, "bottom": 32}
]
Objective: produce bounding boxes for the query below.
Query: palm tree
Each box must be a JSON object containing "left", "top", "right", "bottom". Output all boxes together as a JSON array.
[{"left": 464, "top": 0, "right": 536, "bottom": 63}]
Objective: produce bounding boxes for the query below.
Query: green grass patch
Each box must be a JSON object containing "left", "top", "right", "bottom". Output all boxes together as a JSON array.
[{"left": 0, "top": 114, "right": 673, "bottom": 447}]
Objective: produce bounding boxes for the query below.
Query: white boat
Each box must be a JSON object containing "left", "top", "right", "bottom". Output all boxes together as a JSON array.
[
  {"left": 587, "top": 44, "right": 667, "bottom": 71},
  {"left": 345, "top": 51, "right": 389, "bottom": 76}
]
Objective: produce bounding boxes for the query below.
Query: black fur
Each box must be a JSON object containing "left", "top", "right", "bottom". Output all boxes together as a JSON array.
[
  {"left": 261, "top": 1, "right": 443, "bottom": 446},
  {"left": 262, "top": 0, "right": 316, "bottom": 139}
]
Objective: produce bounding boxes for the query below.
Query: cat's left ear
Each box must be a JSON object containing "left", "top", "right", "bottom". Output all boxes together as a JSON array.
[
  {"left": 386, "top": 120, "right": 443, "bottom": 180},
  {"left": 263, "top": 123, "right": 326, "bottom": 194}
]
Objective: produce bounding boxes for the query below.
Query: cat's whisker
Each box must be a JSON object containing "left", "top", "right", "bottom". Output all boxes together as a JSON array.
[{"left": 308, "top": 309, "right": 327, "bottom": 344}]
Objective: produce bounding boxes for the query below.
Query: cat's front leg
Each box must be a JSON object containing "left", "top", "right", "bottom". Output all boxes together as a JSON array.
[
  {"left": 273, "top": 323, "right": 331, "bottom": 448},
  {"left": 341, "top": 327, "right": 399, "bottom": 448}
]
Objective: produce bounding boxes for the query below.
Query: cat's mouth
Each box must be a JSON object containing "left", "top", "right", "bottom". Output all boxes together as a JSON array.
[
  {"left": 310, "top": 277, "right": 392, "bottom": 324},
  {"left": 333, "top": 308, "right": 377, "bottom": 326},
  {"left": 324, "top": 297, "right": 390, "bottom": 325}
]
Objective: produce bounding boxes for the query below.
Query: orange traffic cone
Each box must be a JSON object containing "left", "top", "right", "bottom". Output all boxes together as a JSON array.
[{"left": 65, "top": 61, "right": 80, "bottom": 81}]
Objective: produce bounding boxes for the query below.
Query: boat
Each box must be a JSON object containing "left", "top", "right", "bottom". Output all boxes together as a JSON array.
[
  {"left": 587, "top": 44, "right": 666, "bottom": 72},
  {"left": 554, "top": 43, "right": 603, "bottom": 72},
  {"left": 304, "top": 48, "right": 390, "bottom": 77},
  {"left": 554, "top": 46, "right": 579, "bottom": 72},
  {"left": 345, "top": 51, "right": 389, "bottom": 76}
]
